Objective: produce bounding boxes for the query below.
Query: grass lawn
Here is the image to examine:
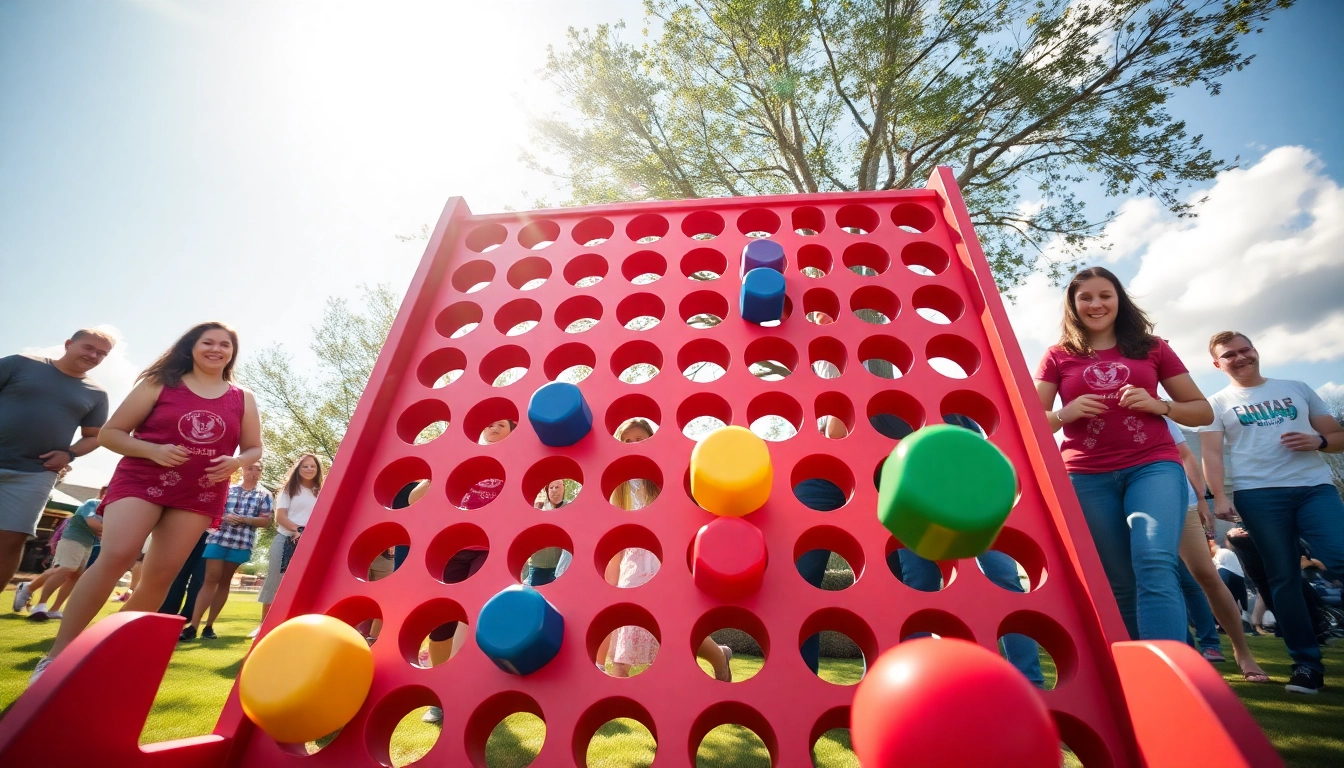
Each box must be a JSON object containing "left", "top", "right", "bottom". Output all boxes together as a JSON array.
[{"left": 1, "top": 587, "right": 1341, "bottom": 766}]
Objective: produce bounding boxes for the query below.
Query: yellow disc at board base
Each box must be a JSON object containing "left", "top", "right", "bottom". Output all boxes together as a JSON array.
[
  {"left": 690, "top": 425, "right": 773, "bottom": 517},
  {"left": 239, "top": 614, "right": 375, "bottom": 744}
]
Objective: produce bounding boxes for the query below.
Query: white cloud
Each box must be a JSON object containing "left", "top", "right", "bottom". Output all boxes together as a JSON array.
[
  {"left": 22, "top": 339, "right": 143, "bottom": 488},
  {"left": 1006, "top": 146, "right": 1344, "bottom": 381},
  {"left": 1319, "top": 381, "right": 1344, "bottom": 404}
]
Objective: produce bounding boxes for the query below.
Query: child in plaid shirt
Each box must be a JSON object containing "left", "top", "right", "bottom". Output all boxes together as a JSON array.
[{"left": 179, "top": 461, "right": 272, "bottom": 641}]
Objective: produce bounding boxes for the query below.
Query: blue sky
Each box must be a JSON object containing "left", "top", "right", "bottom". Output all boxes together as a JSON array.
[{"left": 2, "top": 0, "right": 1341, "bottom": 485}]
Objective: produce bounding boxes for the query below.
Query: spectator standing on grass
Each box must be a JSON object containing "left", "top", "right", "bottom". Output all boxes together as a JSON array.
[
  {"left": 0, "top": 330, "right": 113, "bottom": 591},
  {"left": 180, "top": 460, "right": 272, "bottom": 641},
  {"left": 159, "top": 532, "right": 208, "bottom": 621},
  {"left": 252, "top": 453, "right": 322, "bottom": 638},
  {"left": 524, "top": 479, "right": 567, "bottom": 587},
  {"left": 28, "top": 322, "right": 262, "bottom": 684},
  {"left": 1211, "top": 538, "right": 1249, "bottom": 616},
  {"left": 419, "top": 419, "right": 514, "bottom": 723},
  {"left": 1034, "top": 267, "right": 1213, "bottom": 643},
  {"left": 13, "top": 486, "right": 107, "bottom": 620},
  {"left": 1201, "top": 331, "right": 1344, "bottom": 695},
  {"left": 1164, "top": 418, "right": 1268, "bottom": 681}
]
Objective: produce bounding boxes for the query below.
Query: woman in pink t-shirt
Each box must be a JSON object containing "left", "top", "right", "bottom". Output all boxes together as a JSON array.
[{"left": 1034, "top": 267, "right": 1212, "bottom": 642}]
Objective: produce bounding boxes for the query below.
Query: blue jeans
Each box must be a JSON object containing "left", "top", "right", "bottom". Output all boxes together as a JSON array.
[
  {"left": 1070, "top": 461, "right": 1188, "bottom": 641},
  {"left": 796, "top": 549, "right": 831, "bottom": 673},
  {"left": 159, "top": 532, "right": 208, "bottom": 619},
  {"left": 1233, "top": 484, "right": 1344, "bottom": 675},
  {"left": 896, "top": 549, "right": 1045, "bottom": 687},
  {"left": 1179, "top": 561, "right": 1220, "bottom": 651},
  {"left": 524, "top": 565, "right": 557, "bottom": 586}
]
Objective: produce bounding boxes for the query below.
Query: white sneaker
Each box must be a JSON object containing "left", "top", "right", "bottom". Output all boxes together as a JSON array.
[
  {"left": 247, "top": 626, "right": 260, "bottom": 639},
  {"left": 12, "top": 582, "right": 31, "bottom": 612},
  {"left": 422, "top": 706, "right": 443, "bottom": 723},
  {"left": 30, "top": 656, "right": 53, "bottom": 683},
  {"left": 47, "top": 610, "right": 63, "bottom": 619}
]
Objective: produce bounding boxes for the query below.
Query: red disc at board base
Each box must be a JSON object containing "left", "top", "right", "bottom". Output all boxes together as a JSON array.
[{"left": 851, "top": 637, "right": 1060, "bottom": 768}]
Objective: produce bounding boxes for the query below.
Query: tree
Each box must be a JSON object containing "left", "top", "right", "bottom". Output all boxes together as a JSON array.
[
  {"left": 239, "top": 284, "right": 402, "bottom": 489},
  {"left": 528, "top": 0, "right": 1294, "bottom": 288}
]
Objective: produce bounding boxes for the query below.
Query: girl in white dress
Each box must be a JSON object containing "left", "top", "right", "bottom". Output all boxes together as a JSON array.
[{"left": 600, "top": 419, "right": 733, "bottom": 681}]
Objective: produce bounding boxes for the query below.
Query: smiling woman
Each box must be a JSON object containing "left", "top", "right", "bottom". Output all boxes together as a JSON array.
[
  {"left": 1033, "top": 267, "right": 1212, "bottom": 648},
  {"left": 28, "top": 321, "right": 263, "bottom": 684}
]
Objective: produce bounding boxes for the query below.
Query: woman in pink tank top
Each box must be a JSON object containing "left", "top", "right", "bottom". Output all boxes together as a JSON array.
[{"left": 33, "top": 322, "right": 262, "bottom": 681}]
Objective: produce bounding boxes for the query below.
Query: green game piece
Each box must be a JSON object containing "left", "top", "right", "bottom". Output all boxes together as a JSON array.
[{"left": 877, "top": 424, "right": 1017, "bottom": 561}]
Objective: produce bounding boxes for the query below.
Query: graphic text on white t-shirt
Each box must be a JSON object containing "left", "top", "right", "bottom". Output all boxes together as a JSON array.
[{"left": 1233, "top": 399, "right": 1297, "bottom": 427}]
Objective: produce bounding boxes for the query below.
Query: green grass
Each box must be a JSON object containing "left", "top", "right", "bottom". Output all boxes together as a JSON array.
[{"left": 1, "top": 587, "right": 1341, "bottom": 766}]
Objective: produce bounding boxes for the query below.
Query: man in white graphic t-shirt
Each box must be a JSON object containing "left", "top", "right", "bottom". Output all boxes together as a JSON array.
[{"left": 1200, "top": 331, "right": 1344, "bottom": 695}]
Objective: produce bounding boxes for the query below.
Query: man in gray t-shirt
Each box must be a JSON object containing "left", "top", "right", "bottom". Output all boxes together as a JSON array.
[
  {"left": 0, "top": 329, "right": 114, "bottom": 589},
  {"left": 1200, "top": 331, "right": 1343, "bottom": 695}
]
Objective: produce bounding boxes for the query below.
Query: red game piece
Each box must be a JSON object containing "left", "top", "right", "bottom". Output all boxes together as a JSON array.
[
  {"left": 692, "top": 517, "right": 767, "bottom": 600},
  {"left": 851, "top": 638, "right": 1059, "bottom": 768}
]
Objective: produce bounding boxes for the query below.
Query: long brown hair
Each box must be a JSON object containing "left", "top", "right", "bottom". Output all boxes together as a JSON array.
[
  {"left": 1058, "top": 266, "right": 1155, "bottom": 359},
  {"left": 282, "top": 453, "right": 325, "bottom": 500},
  {"left": 139, "top": 321, "right": 240, "bottom": 387},
  {"left": 609, "top": 419, "right": 659, "bottom": 510}
]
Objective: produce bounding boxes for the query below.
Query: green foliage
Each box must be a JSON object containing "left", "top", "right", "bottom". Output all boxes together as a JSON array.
[
  {"left": 529, "top": 0, "right": 1294, "bottom": 289},
  {"left": 239, "top": 284, "right": 399, "bottom": 488}
]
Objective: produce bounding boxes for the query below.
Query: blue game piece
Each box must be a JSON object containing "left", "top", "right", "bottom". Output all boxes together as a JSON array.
[
  {"left": 741, "top": 239, "right": 786, "bottom": 277},
  {"left": 528, "top": 382, "right": 593, "bottom": 447},
  {"left": 475, "top": 585, "right": 564, "bottom": 676},
  {"left": 740, "top": 267, "right": 786, "bottom": 324}
]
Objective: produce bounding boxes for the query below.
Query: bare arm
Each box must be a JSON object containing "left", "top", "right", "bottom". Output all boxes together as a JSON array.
[
  {"left": 275, "top": 506, "right": 298, "bottom": 534},
  {"left": 206, "top": 389, "right": 264, "bottom": 482},
  {"left": 1175, "top": 441, "right": 1211, "bottom": 523},
  {"left": 86, "top": 516, "right": 104, "bottom": 536},
  {"left": 97, "top": 380, "right": 190, "bottom": 466},
  {"left": 1035, "top": 380, "right": 1063, "bottom": 432},
  {"left": 1035, "top": 379, "right": 1107, "bottom": 432},
  {"left": 408, "top": 480, "right": 430, "bottom": 505},
  {"left": 1158, "top": 373, "right": 1214, "bottom": 427},
  {"left": 1287, "top": 413, "right": 1344, "bottom": 454},
  {"left": 1199, "top": 430, "right": 1236, "bottom": 521},
  {"left": 823, "top": 416, "right": 849, "bottom": 439},
  {"left": 40, "top": 425, "right": 102, "bottom": 471},
  {"left": 71, "top": 426, "right": 101, "bottom": 456}
]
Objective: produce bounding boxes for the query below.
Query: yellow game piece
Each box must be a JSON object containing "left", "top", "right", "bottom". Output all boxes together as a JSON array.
[
  {"left": 690, "top": 425, "right": 773, "bottom": 517},
  {"left": 239, "top": 615, "right": 374, "bottom": 744}
]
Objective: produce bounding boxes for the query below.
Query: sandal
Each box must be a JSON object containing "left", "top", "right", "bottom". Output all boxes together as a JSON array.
[{"left": 1241, "top": 670, "right": 1271, "bottom": 684}]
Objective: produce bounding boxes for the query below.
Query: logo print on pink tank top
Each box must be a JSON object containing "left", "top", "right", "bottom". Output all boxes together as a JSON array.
[
  {"left": 179, "top": 410, "right": 226, "bottom": 444},
  {"left": 1082, "top": 361, "right": 1130, "bottom": 391}
]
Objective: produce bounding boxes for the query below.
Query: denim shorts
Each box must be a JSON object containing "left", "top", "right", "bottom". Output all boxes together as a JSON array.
[
  {"left": 0, "top": 468, "right": 59, "bottom": 536},
  {"left": 203, "top": 542, "right": 251, "bottom": 564}
]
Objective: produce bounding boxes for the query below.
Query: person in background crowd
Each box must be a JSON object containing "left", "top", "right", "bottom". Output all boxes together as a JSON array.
[
  {"left": 30, "top": 322, "right": 262, "bottom": 683},
  {"left": 252, "top": 453, "right": 322, "bottom": 639},
  {"left": 0, "top": 329, "right": 113, "bottom": 591},
  {"left": 1034, "top": 267, "right": 1213, "bottom": 643},
  {"left": 159, "top": 533, "right": 208, "bottom": 621},
  {"left": 180, "top": 460, "right": 272, "bottom": 641},
  {"left": 524, "top": 479, "right": 567, "bottom": 586},
  {"left": 1164, "top": 418, "right": 1267, "bottom": 681},
  {"left": 13, "top": 486, "right": 107, "bottom": 619},
  {"left": 1201, "top": 331, "right": 1344, "bottom": 694},
  {"left": 596, "top": 419, "right": 733, "bottom": 682},
  {"left": 420, "top": 420, "right": 514, "bottom": 724},
  {"left": 1211, "top": 538, "right": 1249, "bottom": 618}
]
